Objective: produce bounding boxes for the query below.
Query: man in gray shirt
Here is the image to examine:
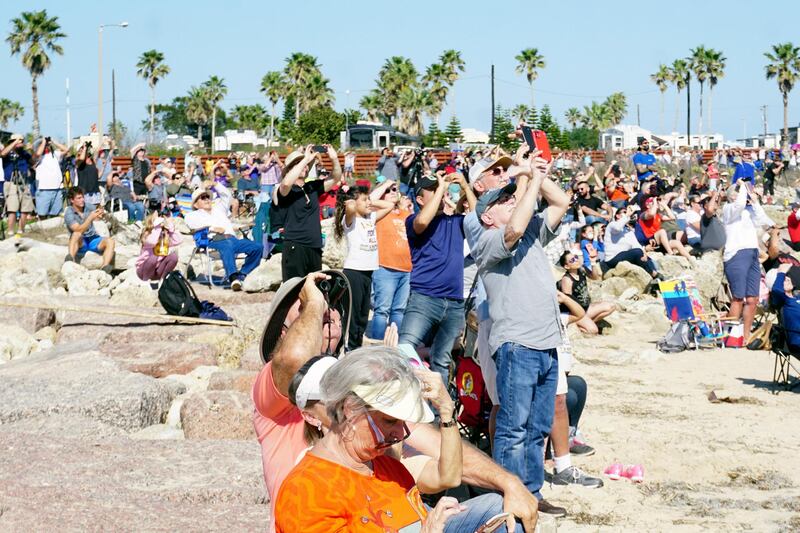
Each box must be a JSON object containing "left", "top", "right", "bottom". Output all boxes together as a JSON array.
[
  {"left": 472, "top": 157, "right": 570, "bottom": 504},
  {"left": 63, "top": 186, "right": 116, "bottom": 273}
]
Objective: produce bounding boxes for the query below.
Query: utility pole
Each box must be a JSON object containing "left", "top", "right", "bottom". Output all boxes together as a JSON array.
[
  {"left": 112, "top": 68, "right": 117, "bottom": 145},
  {"left": 637, "top": 104, "right": 640, "bottom": 126},
  {"left": 686, "top": 75, "right": 691, "bottom": 147},
  {"left": 760, "top": 105, "right": 768, "bottom": 136},
  {"left": 490, "top": 64, "right": 495, "bottom": 139},
  {"left": 65, "top": 77, "right": 71, "bottom": 146}
]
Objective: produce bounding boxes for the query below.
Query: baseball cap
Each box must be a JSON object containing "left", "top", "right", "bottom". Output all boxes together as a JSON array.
[
  {"left": 351, "top": 381, "right": 434, "bottom": 424},
  {"left": 468, "top": 156, "right": 513, "bottom": 185},
  {"left": 475, "top": 183, "right": 517, "bottom": 219},
  {"left": 414, "top": 176, "right": 439, "bottom": 196},
  {"left": 9, "top": 133, "right": 23, "bottom": 141},
  {"left": 288, "top": 355, "right": 338, "bottom": 409}
]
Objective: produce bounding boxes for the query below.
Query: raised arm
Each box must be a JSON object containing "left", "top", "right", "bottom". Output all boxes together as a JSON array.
[
  {"left": 279, "top": 144, "right": 315, "bottom": 197},
  {"left": 370, "top": 178, "right": 395, "bottom": 201},
  {"left": 503, "top": 157, "right": 545, "bottom": 249},
  {"left": 449, "top": 172, "right": 476, "bottom": 212},
  {"left": 370, "top": 198, "right": 395, "bottom": 222},
  {"left": 324, "top": 145, "right": 342, "bottom": 191},
  {"left": 412, "top": 174, "right": 446, "bottom": 235}
]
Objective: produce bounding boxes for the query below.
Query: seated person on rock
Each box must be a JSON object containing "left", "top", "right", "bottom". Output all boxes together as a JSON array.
[
  {"left": 107, "top": 171, "right": 145, "bottom": 222},
  {"left": 136, "top": 211, "right": 182, "bottom": 282},
  {"left": 185, "top": 181, "right": 263, "bottom": 291},
  {"left": 63, "top": 186, "right": 116, "bottom": 274},
  {"left": 559, "top": 250, "right": 615, "bottom": 335}
]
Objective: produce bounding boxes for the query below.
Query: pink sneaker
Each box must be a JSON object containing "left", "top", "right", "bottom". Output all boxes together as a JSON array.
[
  {"left": 603, "top": 463, "right": 623, "bottom": 480},
  {"left": 621, "top": 464, "right": 645, "bottom": 483}
]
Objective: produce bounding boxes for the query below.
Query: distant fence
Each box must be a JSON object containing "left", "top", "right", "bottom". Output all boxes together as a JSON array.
[{"left": 111, "top": 149, "right": 722, "bottom": 176}]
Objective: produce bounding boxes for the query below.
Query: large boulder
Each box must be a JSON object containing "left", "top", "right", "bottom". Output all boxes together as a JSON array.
[
  {"left": 109, "top": 268, "right": 159, "bottom": 307},
  {"left": 208, "top": 369, "right": 258, "bottom": 394},
  {"left": 0, "top": 343, "right": 184, "bottom": 431},
  {"left": 694, "top": 250, "right": 724, "bottom": 305},
  {"left": 242, "top": 254, "right": 282, "bottom": 293},
  {"left": 98, "top": 340, "right": 218, "bottom": 378},
  {"left": 180, "top": 390, "right": 254, "bottom": 440},
  {"left": 653, "top": 253, "right": 692, "bottom": 281},
  {"left": 604, "top": 261, "right": 652, "bottom": 293},
  {"left": 61, "top": 261, "right": 112, "bottom": 295},
  {"left": 0, "top": 325, "right": 40, "bottom": 363},
  {"left": 321, "top": 217, "right": 346, "bottom": 269}
]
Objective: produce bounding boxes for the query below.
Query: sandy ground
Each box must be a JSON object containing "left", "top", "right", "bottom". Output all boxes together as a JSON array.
[{"left": 537, "top": 332, "right": 800, "bottom": 532}]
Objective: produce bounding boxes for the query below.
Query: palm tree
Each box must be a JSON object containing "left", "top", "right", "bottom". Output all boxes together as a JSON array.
[
  {"left": 583, "top": 102, "right": 613, "bottom": 131},
  {"left": 650, "top": 64, "right": 671, "bottom": 132},
  {"left": 705, "top": 48, "right": 726, "bottom": 131},
  {"left": 202, "top": 76, "right": 227, "bottom": 152},
  {"left": 284, "top": 52, "right": 320, "bottom": 123},
  {"left": 397, "top": 87, "right": 431, "bottom": 136},
  {"left": 764, "top": 42, "right": 800, "bottom": 147},
  {"left": 689, "top": 46, "right": 710, "bottom": 135},
  {"left": 186, "top": 86, "right": 212, "bottom": 143},
  {"left": 512, "top": 104, "right": 531, "bottom": 124},
  {"left": 0, "top": 99, "right": 25, "bottom": 129},
  {"left": 260, "top": 71, "right": 285, "bottom": 147},
  {"left": 359, "top": 91, "right": 383, "bottom": 123},
  {"left": 669, "top": 59, "right": 690, "bottom": 133},
  {"left": 604, "top": 92, "right": 628, "bottom": 125},
  {"left": 515, "top": 48, "right": 546, "bottom": 109},
  {"left": 301, "top": 72, "right": 334, "bottom": 112},
  {"left": 564, "top": 107, "right": 582, "bottom": 129},
  {"left": 439, "top": 49, "right": 465, "bottom": 116},
  {"left": 136, "top": 49, "right": 171, "bottom": 144},
  {"left": 377, "top": 56, "right": 419, "bottom": 125},
  {"left": 422, "top": 62, "right": 449, "bottom": 125},
  {"left": 6, "top": 10, "right": 65, "bottom": 138}
]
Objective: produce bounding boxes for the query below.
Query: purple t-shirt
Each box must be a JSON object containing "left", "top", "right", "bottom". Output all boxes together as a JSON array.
[{"left": 405, "top": 213, "right": 465, "bottom": 299}]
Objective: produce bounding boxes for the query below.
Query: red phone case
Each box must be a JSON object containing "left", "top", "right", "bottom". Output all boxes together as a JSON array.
[{"left": 533, "top": 130, "right": 552, "bottom": 162}]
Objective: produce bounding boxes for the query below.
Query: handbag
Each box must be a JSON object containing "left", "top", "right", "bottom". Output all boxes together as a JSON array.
[{"left": 154, "top": 230, "right": 170, "bottom": 257}]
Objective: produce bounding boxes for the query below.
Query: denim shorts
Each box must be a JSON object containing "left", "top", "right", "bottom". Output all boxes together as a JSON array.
[
  {"left": 723, "top": 248, "right": 761, "bottom": 298},
  {"left": 35, "top": 188, "right": 64, "bottom": 216}
]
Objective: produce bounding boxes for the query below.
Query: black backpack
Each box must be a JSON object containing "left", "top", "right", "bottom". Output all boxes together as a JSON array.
[{"left": 158, "top": 271, "right": 203, "bottom": 317}]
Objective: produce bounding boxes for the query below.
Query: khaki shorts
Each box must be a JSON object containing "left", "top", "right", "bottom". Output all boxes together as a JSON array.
[{"left": 3, "top": 181, "right": 35, "bottom": 213}]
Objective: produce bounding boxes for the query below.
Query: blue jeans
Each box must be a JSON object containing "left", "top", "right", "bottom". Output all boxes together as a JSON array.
[
  {"left": 207, "top": 236, "right": 263, "bottom": 281},
  {"left": 493, "top": 342, "right": 558, "bottom": 499},
  {"left": 442, "top": 492, "right": 519, "bottom": 532},
  {"left": 369, "top": 267, "right": 410, "bottom": 339},
  {"left": 122, "top": 200, "right": 145, "bottom": 222},
  {"left": 584, "top": 214, "right": 607, "bottom": 225},
  {"left": 398, "top": 291, "right": 465, "bottom": 388}
]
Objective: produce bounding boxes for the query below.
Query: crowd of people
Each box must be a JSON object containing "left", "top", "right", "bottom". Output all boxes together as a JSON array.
[{"left": 3, "top": 128, "right": 800, "bottom": 529}]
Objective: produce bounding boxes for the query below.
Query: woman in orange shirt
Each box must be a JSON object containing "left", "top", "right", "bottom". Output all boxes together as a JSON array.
[{"left": 275, "top": 347, "right": 513, "bottom": 533}]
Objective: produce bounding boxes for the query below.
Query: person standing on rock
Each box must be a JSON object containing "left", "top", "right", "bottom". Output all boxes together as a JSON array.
[
  {"left": 63, "top": 186, "right": 116, "bottom": 274},
  {"left": 136, "top": 212, "right": 182, "bottom": 282},
  {"left": 276, "top": 144, "right": 342, "bottom": 281},
  {"left": 253, "top": 273, "right": 540, "bottom": 532}
]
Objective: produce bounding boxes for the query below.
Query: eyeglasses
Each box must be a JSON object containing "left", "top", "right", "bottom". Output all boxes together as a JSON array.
[
  {"left": 197, "top": 194, "right": 211, "bottom": 201},
  {"left": 568, "top": 256, "right": 580, "bottom": 263},
  {"left": 365, "top": 410, "right": 410, "bottom": 450}
]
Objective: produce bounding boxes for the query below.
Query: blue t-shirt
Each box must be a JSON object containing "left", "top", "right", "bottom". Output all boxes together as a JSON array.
[
  {"left": 2, "top": 150, "right": 32, "bottom": 181},
  {"left": 632, "top": 151, "right": 656, "bottom": 181},
  {"left": 732, "top": 161, "right": 756, "bottom": 184},
  {"left": 405, "top": 212, "right": 465, "bottom": 299}
]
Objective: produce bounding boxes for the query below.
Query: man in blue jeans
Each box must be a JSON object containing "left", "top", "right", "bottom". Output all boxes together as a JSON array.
[
  {"left": 473, "top": 154, "right": 571, "bottom": 504},
  {"left": 186, "top": 183, "right": 263, "bottom": 291},
  {"left": 399, "top": 172, "right": 476, "bottom": 390}
]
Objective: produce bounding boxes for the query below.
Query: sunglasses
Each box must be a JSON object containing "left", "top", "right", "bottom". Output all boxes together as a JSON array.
[
  {"left": 388, "top": 186, "right": 398, "bottom": 192},
  {"left": 197, "top": 194, "right": 211, "bottom": 201},
  {"left": 365, "top": 410, "right": 410, "bottom": 450}
]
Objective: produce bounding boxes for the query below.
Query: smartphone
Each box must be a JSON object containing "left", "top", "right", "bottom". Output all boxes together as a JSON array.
[
  {"left": 532, "top": 129, "right": 552, "bottom": 162},
  {"left": 314, "top": 145, "right": 327, "bottom": 153},
  {"left": 521, "top": 126, "right": 535, "bottom": 154},
  {"left": 475, "top": 512, "right": 510, "bottom": 533}
]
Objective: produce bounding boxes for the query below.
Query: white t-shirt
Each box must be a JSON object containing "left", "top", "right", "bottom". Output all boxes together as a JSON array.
[
  {"left": 343, "top": 212, "right": 378, "bottom": 271},
  {"left": 684, "top": 209, "right": 701, "bottom": 240},
  {"left": 36, "top": 151, "right": 63, "bottom": 189}
]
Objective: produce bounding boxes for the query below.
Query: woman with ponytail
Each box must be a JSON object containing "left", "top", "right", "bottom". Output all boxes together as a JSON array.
[{"left": 336, "top": 186, "right": 394, "bottom": 350}]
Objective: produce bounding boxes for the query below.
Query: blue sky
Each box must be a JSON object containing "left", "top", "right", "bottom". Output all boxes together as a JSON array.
[{"left": 2, "top": 0, "right": 799, "bottom": 143}]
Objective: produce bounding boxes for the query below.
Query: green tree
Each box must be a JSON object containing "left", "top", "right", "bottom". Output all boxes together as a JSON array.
[
  {"left": 705, "top": 48, "right": 726, "bottom": 131},
  {"left": 359, "top": 90, "right": 384, "bottom": 123},
  {"left": 603, "top": 92, "right": 627, "bottom": 125},
  {"left": 202, "top": 76, "right": 227, "bottom": 152},
  {"left": 397, "top": 87, "right": 432, "bottom": 137},
  {"left": 564, "top": 107, "right": 581, "bottom": 129},
  {"left": 377, "top": 56, "right": 419, "bottom": 125},
  {"left": 443, "top": 116, "right": 463, "bottom": 144},
  {"left": 515, "top": 48, "right": 546, "bottom": 109},
  {"left": 186, "top": 88, "right": 212, "bottom": 143},
  {"left": 144, "top": 97, "right": 189, "bottom": 137},
  {"left": 423, "top": 121, "right": 446, "bottom": 148},
  {"left": 764, "top": 42, "right": 800, "bottom": 146},
  {"left": 689, "top": 45, "right": 710, "bottom": 134},
  {"left": 511, "top": 104, "right": 531, "bottom": 124},
  {"left": 300, "top": 71, "right": 334, "bottom": 113},
  {"left": 0, "top": 99, "right": 25, "bottom": 129},
  {"left": 284, "top": 52, "right": 321, "bottom": 123},
  {"left": 422, "top": 62, "right": 449, "bottom": 125},
  {"left": 260, "top": 70, "right": 286, "bottom": 146},
  {"left": 566, "top": 127, "right": 600, "bottom": 149},
  {"left": 136, "top": 49, "right": 171, "bottom": 144},
  {"left": 230, "top": 104, "right": 270, "bottom": 135},
  {"left": 583, "top": 101, "right": 613, "bottom": 131},
  {"left": 439, "top": 49, "right": 465, "bottom": 116},
  {"left": 6, "top": 10, "right": 66, "bottom": 138},
  {"left": 536, "top": 105, "right": 564, "bottom": 148},
  {"left": 669, "top": 59, "right": 689, "bottom": 132},
  {"left": 293, "top": 106, "right": 345, "bottom": 145},
  {"left": 106, "top": 120, "right": 127, "bottom": 149},
  {"left": 650, "top": 64, "right": 671, "bottom": 132},
  {"left": 490, "top": 106, "right": 519, "bottom": 152}
]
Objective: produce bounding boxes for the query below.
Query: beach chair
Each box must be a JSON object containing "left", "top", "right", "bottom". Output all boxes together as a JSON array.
[
  {"left": 659, "top": 277, "right": 734, "bottom": 349},
  {"left": 175, "top": 193, "right": 194, "bottom": 218}
]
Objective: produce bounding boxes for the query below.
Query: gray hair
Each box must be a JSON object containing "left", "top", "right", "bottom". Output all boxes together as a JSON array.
[{"left": 320, "top": 346, "right": 419, "bottom": 425}]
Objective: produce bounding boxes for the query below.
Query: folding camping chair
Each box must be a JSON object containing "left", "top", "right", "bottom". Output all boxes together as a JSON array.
[{"left": 659, "top": 277, "right": 736, "bottom": 348}]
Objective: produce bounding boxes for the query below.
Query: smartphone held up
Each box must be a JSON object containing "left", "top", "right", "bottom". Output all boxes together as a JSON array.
[{"left": 521, "top": 126, "right": 552, "bottom": 162}]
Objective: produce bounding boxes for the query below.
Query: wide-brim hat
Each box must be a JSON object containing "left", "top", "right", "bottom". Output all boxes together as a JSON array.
[
  {"left": 281, "top": 151, "right": 305, "bottom": 178},
  {"left": 468, "top": 156, "right": 513, "bottom": 185},
  {"left": 191, "top": 188, "right": 208, "bottom": 207},
  {"left": 259, "top": 270, "right": 352, "bottom": 364}
]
